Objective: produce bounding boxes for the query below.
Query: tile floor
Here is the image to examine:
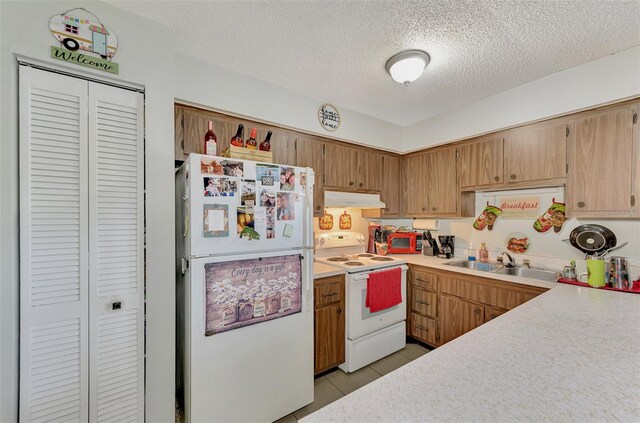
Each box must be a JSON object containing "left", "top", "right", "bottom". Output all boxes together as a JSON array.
[{"left": 275, "top": 342, "right": 430, "bottom": 422}]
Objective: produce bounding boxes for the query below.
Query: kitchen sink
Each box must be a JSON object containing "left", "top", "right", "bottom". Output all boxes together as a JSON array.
[
  {"left": 494, "top": 267, "right": 560, "bottom": 283},
  {"left": 446, "top": 261, "right": 501, "bottom": 272},
  {"left": 446, "top": 260, "right": 559, "bottom": 283}
]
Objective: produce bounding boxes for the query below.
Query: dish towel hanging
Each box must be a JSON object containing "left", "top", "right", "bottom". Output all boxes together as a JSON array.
[{"left": 366, "top": 267, "right": 402, "bottom": 313}]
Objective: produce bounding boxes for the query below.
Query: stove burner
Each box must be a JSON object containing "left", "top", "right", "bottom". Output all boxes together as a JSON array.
[
  {"left": 370, "top": 257, "right": 394, "bottom": 262},
  {"left": 358, "top": 254, "right": 374, "bottom": 257},
  {"left": 344, "top": 261, "right": 364, "bottom": 266},
  {"left": 327, "top": 257, "right": 348, "bottom": 262}
]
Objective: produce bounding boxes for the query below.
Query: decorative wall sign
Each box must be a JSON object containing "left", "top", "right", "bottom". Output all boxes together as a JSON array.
[
  {"left": 498, "top": 195, "right": 540, "bottom": 218},
  {"left": 49, "top": 8, "right": 119, "bottom": 74},
  {"left": 318, "top": 104, "right": 340, "bottom": 132},
  {"left": 205, "top": 255, "right": 302, "bottom": 335}
]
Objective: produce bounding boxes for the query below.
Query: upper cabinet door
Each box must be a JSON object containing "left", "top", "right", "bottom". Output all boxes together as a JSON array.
[
  {"left": 504, "top": 122, "right": 567, "bottom": 184},
  {"left": 427, "top": 147, "right": 457, "bottom": 215},
  {"left": 568, "top": 105, "right": 635, "bottom": 215},
  {"left": 296, "top": 136, "right": 325, "bottom": 216},
  {"left": 270, "top": 130, "right": 297, "bottom": 166},
  {"left": 381, "top": 155, "right": 401, "bottom": 216},
  {"left": 357, "top": 150, "right": 383, "bottom": 191},
  {"left": 324, "top": 143, "right": 357, "bottom": 189},
  {"left": 459, "top": 136, "right": 504, "bottom": 188},
  {"left": 404, "top": 152, "right": 429, "bottom": 215}
]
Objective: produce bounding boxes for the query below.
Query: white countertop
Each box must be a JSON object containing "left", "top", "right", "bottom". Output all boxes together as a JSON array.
[
  {"left": 302, "top": 283, "right": 640, "bottom": 422},
  {"left": 313, "top": 261, "right": 346, "bottom": 279},
  {"left": 388, "top": 254, "right": 557, "bottom": 289}
]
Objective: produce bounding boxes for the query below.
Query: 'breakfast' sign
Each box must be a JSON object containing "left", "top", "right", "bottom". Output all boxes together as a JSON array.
[{"left": 498, "top": 196, "right": 540, "bottom": 218}]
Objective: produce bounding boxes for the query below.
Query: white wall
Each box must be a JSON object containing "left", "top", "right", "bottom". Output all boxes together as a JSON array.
[
  {"left": 0, "top": 1, "right": 175, "bottom": 421},
  {"left": 403, "top": 46, "right": 640, "bottom": 151},
  {"left": 174, "top": 53, "right": 405, "bottom": 152}
]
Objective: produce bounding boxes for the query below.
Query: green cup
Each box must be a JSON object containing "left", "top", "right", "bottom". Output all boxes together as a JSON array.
[{"left": 578, "top": 257, "right": 606, "bottom": 288}]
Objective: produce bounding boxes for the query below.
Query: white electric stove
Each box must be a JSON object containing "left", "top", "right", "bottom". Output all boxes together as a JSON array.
[
  {"left": 315, "top": 232, "right": 407, "bottom": 372},
  {"left": 314, "top": 232, "right": 406, "bottom": 272}
]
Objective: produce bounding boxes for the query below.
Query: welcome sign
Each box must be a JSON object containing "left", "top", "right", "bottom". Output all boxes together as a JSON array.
[
  {"left": 498, "top": 195, "right": 540, "bottom": 218},
  {"left": 51, "top": 46, "right": 119, "bottom": 74}
]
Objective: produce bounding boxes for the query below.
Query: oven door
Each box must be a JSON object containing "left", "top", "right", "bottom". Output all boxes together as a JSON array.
[{"left": 346, "top": 265, "right": 407, "bottom": 340}]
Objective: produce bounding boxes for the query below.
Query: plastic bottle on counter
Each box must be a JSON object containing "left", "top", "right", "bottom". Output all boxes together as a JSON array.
[
  {"left": 479, "top": 243, "right": 489, "bottom": 263},
  {"left": 467, "top": 243, "right": 476, "bottom": 261}
]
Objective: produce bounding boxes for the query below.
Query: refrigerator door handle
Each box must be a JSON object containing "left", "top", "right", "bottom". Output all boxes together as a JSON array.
[{"left": 303, "top": 168, "right": 315, "bottom": 250}]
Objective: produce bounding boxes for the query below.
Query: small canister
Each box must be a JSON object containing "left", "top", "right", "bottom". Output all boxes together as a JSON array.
[{"left": 609, "top": 256, "right": 630, "bottom": 290}]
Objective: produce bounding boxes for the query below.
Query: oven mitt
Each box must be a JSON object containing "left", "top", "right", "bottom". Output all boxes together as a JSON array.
[
  {"left": 533, "top": 198, "right": 566, "bottom": 233},
  {"left": 473, "top": 203, "right": 502, "bottom": 231}
]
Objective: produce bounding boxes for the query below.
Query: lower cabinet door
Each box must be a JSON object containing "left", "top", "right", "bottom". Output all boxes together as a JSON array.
[
  {"left": 410, "top": 313, "right": 437, "bottom": 346},
  {"left": 314, "top": 303, "right": 345, "bottom": 374},
  {"left": 439, "top": 295, "right": 485, "bottom": 345}
]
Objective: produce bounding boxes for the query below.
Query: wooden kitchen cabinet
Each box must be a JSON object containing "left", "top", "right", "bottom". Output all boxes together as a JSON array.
[
  {"left": 403, "top": 152, "right": 429, "bottom": 214},
  {"left": 380, "top": 154, "right": 402, "bottom": 216},
  {"left": 323, "top": 143, "right": 358, "bottom": 189},
  {"left": 176, "top": 105, "right": 297, "bottom": 165},
  {"left": 403, "top": 147, "right": 458, "bottom": 217},
  {"left": 296, "top": 135, "right": 325, "bottom": 216},
  {"left": 361, "top": 153, "right": 403, "bottom": 218},
  {"left": 427, "top": 147, "right": 458, "bottom": 216},
  {"left": 314, "top": 275, "right": 345, "bottom": 375},
  {"left": 407, "top": 266, "right": 440, "bottom": 347},
  {"left": 406, "top": 264, "right": 547, "bottom": 347},
  {"left": 439, "top": 295, "right": 485, "bottom": 345},
  {"left": 356, "top": 149, "right": 383, "bottom": 191},
  {"left": 503, "top": 120, "right": 567, "bottom": 185},
  {"left": 459, "top": 135, "right": 504, "bottom": 188},
  {"left": 566, "top": 103, "right": 638, "bottom": 217}
]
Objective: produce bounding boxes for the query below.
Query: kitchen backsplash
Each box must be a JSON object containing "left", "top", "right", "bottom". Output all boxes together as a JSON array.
[{"left": 365, "top": 188, "right": 640, "bottom": 279}]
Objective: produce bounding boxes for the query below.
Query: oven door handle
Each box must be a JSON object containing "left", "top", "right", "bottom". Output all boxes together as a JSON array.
[{"left": 351, "top": 273, "right": 369, "bottom": 282}]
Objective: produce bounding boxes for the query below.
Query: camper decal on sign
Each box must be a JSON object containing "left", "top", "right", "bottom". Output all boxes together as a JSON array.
[{"left": 49, "top": 8, "right": 119, "bottom": 74}]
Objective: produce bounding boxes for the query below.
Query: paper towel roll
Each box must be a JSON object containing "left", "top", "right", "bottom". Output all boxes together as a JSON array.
[{"left": 413, "top": 218, "right": 439, "bottom": 231}]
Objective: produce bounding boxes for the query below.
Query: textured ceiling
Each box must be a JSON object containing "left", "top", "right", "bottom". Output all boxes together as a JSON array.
[{"left": 104, "top": 0, "right": 640, "bottom": 126}]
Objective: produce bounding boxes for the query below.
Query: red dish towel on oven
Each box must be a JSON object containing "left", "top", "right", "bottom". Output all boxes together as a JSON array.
[{"left": 366, "top": 267, "right": 402, "bottom": 313}]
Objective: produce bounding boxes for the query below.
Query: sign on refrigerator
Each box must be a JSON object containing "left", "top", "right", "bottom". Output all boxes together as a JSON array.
[{"left": 204, "top": 255, "right": 302, "bottom": 336}]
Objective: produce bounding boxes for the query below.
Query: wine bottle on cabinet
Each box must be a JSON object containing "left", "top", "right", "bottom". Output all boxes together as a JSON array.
[
  {"left": 246, "top": 128, "right": 258, "bottom": 149},
  {"left": 204, "top": 121, "right": 217, "bottom": 155},
  {"left": 259, "top": 130, "right": 272, "bottom": 152},
  {"left": 230, "top": 124, "right": 245, "bottom": 147}
]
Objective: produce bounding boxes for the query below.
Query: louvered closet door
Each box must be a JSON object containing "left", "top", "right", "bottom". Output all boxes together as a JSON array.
[
  {"left": 88, "top": 82, "right": 144, "bottom": 422},
  {"left": 19, "top": 66, "right": 90, "bottom": 422}
]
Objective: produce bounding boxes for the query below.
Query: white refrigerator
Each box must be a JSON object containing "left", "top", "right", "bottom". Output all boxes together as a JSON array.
[{"left": 176, "top": 154, "right": 315, "bottom": 422}]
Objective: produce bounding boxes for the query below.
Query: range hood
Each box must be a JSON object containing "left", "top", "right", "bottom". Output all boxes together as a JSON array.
[{"left": 324, "top": 190, "right": 385, "bottom": 209}]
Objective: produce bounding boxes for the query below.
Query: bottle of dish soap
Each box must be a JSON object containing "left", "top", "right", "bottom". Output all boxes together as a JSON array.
[{"left": 479, "top": 243, "right": 489, "bottom": 263}]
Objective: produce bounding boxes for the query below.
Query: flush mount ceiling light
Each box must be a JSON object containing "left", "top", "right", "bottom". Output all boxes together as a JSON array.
[{"left": 385, "top": 50, "right": 430, "bottom": 86}]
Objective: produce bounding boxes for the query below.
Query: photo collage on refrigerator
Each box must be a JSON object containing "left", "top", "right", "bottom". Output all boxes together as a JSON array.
[{"left": 200, "top": 157, "right": 306, "bottom": 242}]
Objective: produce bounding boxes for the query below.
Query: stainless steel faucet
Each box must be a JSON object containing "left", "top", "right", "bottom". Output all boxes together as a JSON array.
[{"left": 501, "top": 251, "right": 516, "bottom": 267}]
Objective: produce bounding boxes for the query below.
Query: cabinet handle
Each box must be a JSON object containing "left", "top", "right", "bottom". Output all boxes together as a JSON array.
[
  {"left": 474, "top": 308, "right": 481, "bottom": 316},
  {"left": 510, "top": 174, "right": 516, "bottom": 180},
  {"left": 383, "top": 207, "right": 390, "bottom": 212},
  {"left": 322, "top": 292, "right": 338, "bottom": 297},
  {"left": 415, "top": 278, "right": 428, "bottom": 283},
  {"left": 359, "top": 182, "right": 364, "bottom": 188},
  {"left": 315, "top": 205, "right": 321, "bottom": 211},
  {"left": 494, "top": 176, "right": 500, "bottom": 182},
  {"left": 349, "top": 181, "right": 354, "bottom": 186},
  {"left": 416, "top": 300, "right": 430, "bottom": 305},
  {"left": 577, "top": 201, "right": 585, "bottom": 208},
  {"left": 431, "top": 207, "right": 436, "bottom": 211},
  {"left": 415, "top": 325, "right": 428, "bottom": 331},
  {"left": 421, "top": 207, "right": 426, "bottom": 211},
  {"left": 491, "top": 313, "right": 498, "bottom": 319},
  {"left": 337, "top": 308, "right": 342, "bottom": 315}
]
